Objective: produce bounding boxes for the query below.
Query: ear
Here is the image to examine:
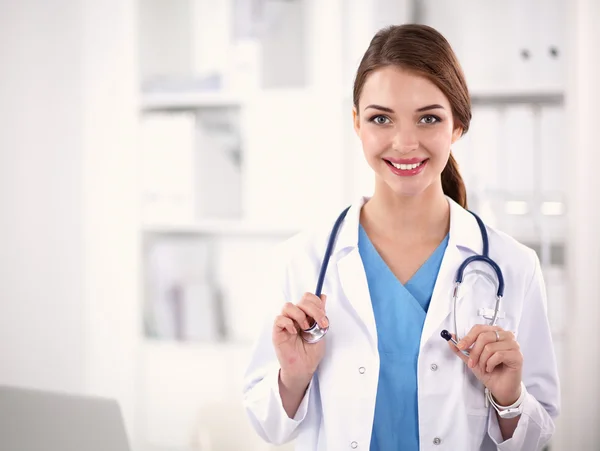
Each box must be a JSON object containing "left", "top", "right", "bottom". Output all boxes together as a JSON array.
[
  {"left": 451, "top": 126, "right": 463, "bottom": 144},
  {"left": 352, "top": 106, "right": 361, "bottom": 136}
]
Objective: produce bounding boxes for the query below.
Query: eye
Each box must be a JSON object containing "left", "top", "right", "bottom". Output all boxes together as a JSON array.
[
  {"left": 369, "top": 115, "right": 391, "bottom": 125},
  {"left": 420, "top": 115, "right": 441, "bottom": 124}
]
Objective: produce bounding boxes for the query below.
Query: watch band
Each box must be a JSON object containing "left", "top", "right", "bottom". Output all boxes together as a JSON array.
[{"left": 486, "top": 382, "right": 527, "bottom": 419}]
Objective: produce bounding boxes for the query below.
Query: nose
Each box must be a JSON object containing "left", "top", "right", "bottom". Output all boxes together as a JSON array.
[{"left": 392, "top": 125, "right": 419, "bottom": 153}]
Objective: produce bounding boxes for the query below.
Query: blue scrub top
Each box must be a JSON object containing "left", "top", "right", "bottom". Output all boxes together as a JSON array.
[{"left": 358, "top": 224, "right": 449, "bottom": 451}]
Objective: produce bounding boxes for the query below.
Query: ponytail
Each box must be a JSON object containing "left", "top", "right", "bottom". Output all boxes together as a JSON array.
[{"left": 441, "top": 153, "right": 467, "bottom": 209}]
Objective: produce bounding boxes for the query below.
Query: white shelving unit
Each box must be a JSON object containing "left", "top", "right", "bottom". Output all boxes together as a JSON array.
[{"left": 134, "top": 1, "right": 351, "bottom": 450}]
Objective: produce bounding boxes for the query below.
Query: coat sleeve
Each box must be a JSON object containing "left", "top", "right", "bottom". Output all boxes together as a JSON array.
[
  {"left": 487, "top": 249, "right": 561, "bottom": 450},
  {"left": 241, "top": 240, "right": 317, "bottom": 445}
]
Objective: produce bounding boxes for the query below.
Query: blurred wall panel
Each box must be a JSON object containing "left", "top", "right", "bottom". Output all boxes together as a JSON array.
[
  {"left": 561, "top": 1, "right": 600, "bottom": 449},
  {"left": 241, "top": 90, "right": 346, "bottom": 229},
  {"left": 139, "top": 0, "right": 193, "bottom": 82},
  {"left": 0, "top": 0, "right": 86, "bottom": 394},
  {"left": 259, "top": 0, "right": 308, "bottom": 89}
]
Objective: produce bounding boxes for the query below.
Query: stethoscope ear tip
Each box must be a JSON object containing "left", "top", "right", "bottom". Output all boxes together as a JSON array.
[{"left": 440, "top": 329, "right": 452, "bottom": 341}]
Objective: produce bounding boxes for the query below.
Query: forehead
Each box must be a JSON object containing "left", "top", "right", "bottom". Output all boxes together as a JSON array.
[{"left": 359, "top": 66, "right": 450, "bottom": 111}]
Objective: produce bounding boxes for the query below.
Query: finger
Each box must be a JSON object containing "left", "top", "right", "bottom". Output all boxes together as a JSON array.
[
  {"left": 281, "top": 302, "right": 310, "bottom": 330},
  {"left": 298, "top": 294, "right": 328, "bottom": 329},
  {"left": 274, "top": 315, "right": 297, "bottom": 336},
  {"left": 468, "top": 329, "right": 506, "bottom": 369},
  {"left": 447, "top": 332, "right": 470, "bottom": 362},
  {"left": 457, "top": 324, "right": 501, "bottom": 351},
  {"left": 320, "top": 294, "right": 327, "bottom": 307},
  {"left": 486, "top": 348, "right": 523, "bottom": 373},
  {"left": 477, "top": 340, "right": 517, "bottom": 372},
  {"left": 448, "top": 339, "right": 469, "bottom": 365},
  {"left": 484, "top": 350, "right": 508, "bottom": 373},
  {"left": 300, "top": 292, "right": 327, "bottom": 312},
  {"left": 297, "top": 302, "right": 328, "bottom": 329},
  {"left": 301, "top": 292, "right": 326, "bottom": 310}
]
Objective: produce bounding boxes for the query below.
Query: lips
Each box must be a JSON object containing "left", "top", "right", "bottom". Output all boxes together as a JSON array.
[
  {"left": 384, "top": 158, "right": 429, "bottom": 176},
  {"left": 386, "top": 160, "right": 425, "bottom": 170}
]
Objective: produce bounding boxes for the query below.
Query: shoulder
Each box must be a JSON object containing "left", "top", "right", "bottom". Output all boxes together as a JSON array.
[
  {"left": 272, "top": 209, "right": 343, "bottom": 268},
  {"left": 482, "top": 223, "right": 543, "bottom": 304},
  {"left": 267, "top": 201, "right": 362, "bottom": 289},
  {"left": 486, "top": 225, "right": 538, "bottom": 271},
  {"left": 449, "top": 197, "right": 541, "bottom": 291}
]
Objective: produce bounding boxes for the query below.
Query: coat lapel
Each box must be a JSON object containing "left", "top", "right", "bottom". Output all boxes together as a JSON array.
[
  {"left": 329, "top": 197, "right": 379, "bottom": 351},
  {"left": 337, "top": 248, "right": 378, "bottom": 351},
  {"left": 419, "top": 242, "right": 462, "bottom": 351},
  {"left": 419, "top": 197, "right": 484, "bottom": 350}
]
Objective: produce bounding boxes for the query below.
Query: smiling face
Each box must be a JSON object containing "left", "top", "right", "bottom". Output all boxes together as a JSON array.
[{"left": 353, "top": 66, "right": 463, "bottom": 200}]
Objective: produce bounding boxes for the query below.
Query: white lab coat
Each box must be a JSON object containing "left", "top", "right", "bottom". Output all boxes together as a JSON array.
[{"left": 242, "top": 196, "right": 560, "bottom": 451}]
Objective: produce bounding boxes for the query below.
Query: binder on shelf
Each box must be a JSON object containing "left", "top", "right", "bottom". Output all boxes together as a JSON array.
[
  {"left": 144, "top": 236, "right": 225, "bottom": 342},
  {"left": 194, "top": 109, "right": 243, "bottom": 221},
  {"left": 140, "top": 113, "right": 196, "bottom": 226}
]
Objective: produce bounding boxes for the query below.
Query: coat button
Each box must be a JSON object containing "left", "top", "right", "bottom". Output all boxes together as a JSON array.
[
  {"left": 358, "top": 367, "right": 366, "bottom": 374},
  {"left": 430, "top": 363, "right": 438, "bottom": 371},
  {"left": 351, "top": 441, "right": 358, "bottom": 448},
  {"left": 433, "top": 437, "right": 442, "bottom": 445}
]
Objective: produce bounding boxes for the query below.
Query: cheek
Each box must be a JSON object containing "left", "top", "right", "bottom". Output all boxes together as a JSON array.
[
  {"left": 421, "top": 127, "right": 453, "bottom": 157},
  {"left": 360, "top": 126, "right": 391, "bottom": 155}
]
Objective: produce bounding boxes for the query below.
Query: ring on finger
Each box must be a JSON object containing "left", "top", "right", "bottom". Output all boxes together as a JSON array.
[{"left": 494, "top": 330, "right": 500, "bottom": 342}]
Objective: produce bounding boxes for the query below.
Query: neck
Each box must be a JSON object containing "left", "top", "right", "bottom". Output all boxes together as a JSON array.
[{"left": 361, "top": 183, "right": 450, "bottom": 244}]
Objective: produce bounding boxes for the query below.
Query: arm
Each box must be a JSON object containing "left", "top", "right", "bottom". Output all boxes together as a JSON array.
[
  {"left": 279, "top": 370, "right": 313, "bottom": 418},
  {"left": 242, "top": 323, "right": 316, "bottom": 445},
  {"left": 241, "top": 247, "right": 318, "bottom": 445},
  {"left": 497, "top": 416, "right": 520, "bottom": 441},
  {"left": 487, "top": 250, "right": 561, "bottom": 449}
]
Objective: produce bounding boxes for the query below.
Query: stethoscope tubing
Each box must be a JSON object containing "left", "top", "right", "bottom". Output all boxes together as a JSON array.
[{"left": 301, "top": 206, "right": 505, "bottom": 344}]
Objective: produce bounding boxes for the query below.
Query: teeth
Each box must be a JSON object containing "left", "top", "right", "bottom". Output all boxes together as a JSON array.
[{"left": 390, "top": 161, "right": 423, "bottom": 170}]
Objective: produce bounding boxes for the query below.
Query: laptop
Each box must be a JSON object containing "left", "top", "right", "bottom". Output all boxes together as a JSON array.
[{"left": 0, "top": 385, "right": 132, "bottom": 451}]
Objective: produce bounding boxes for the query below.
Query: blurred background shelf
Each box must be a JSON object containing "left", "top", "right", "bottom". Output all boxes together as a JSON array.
[
  {"left": 137, "top": 339, "right": 291, "bottom": 451},
  {"left": 470, "top": 88, "right": 564, "bottom": 106},
  {"left": 142, "top": 220, "right": 300, "bottom": 237},
  {"left": 141, "top": 91, "right": 243, "bottom": 112}
]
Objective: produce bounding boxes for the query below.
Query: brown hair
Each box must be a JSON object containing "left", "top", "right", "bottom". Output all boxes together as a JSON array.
[{"left": 353, "top": 24, "right": 471, "bottom": 208}]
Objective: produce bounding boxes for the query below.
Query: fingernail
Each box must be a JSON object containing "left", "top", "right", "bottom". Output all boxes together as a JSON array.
[
  {"left": 457, "top": 341, "right": 464, "bottom": 350},
  {"left": 322, "top": 317, "right": 329, "bottom": 328}
]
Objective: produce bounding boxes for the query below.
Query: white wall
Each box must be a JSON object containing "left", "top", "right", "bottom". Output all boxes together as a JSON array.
[
  {"left": 81, "top": 0, "right": 139, "bottom": 439},
  {"left": 0, "top": 0, "right": 140, "bottom": 442},
  {"left": 0, "top": 0, "right": 86, "bottom": 393},
  {"left": 559, "top": 0, "right": 600, "bottom": 449}
]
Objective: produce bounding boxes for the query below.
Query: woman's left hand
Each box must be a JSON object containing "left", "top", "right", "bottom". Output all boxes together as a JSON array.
[{"left": 449, "top": 325, "right": 523, "bottom": 406}]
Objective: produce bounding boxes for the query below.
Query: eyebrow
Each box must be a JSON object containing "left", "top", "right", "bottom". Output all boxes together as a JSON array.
[{"left": 364, "top": 104, "right": 446, "bottom": 113}]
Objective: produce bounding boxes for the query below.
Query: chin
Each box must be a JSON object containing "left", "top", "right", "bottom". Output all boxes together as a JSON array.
[{"left": 383, "top": 176, "right": 439, "bottom": 200}]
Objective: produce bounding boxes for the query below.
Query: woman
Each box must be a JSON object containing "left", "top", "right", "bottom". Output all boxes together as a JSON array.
[{"left": 242, "top": 24, "right": 560, "bottom": 450}]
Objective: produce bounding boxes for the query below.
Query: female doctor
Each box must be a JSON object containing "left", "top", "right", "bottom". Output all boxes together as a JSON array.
[{"left": 242, "top": 24, "right": 560, "bottom": 450}]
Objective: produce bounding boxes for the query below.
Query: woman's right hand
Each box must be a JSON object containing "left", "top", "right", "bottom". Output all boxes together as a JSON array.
[{"left": 272, "top": 292, "right": 328, "bottom": 391}]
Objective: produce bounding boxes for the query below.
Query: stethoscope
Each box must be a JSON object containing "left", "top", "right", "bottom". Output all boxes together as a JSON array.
[{"left": 300, "top": 205, "right": 505, "bottom": 345}]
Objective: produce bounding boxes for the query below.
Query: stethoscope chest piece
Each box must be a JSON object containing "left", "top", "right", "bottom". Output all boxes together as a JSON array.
[{"left": 301, "top": 321, "right": 329, "bottom": 344}]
